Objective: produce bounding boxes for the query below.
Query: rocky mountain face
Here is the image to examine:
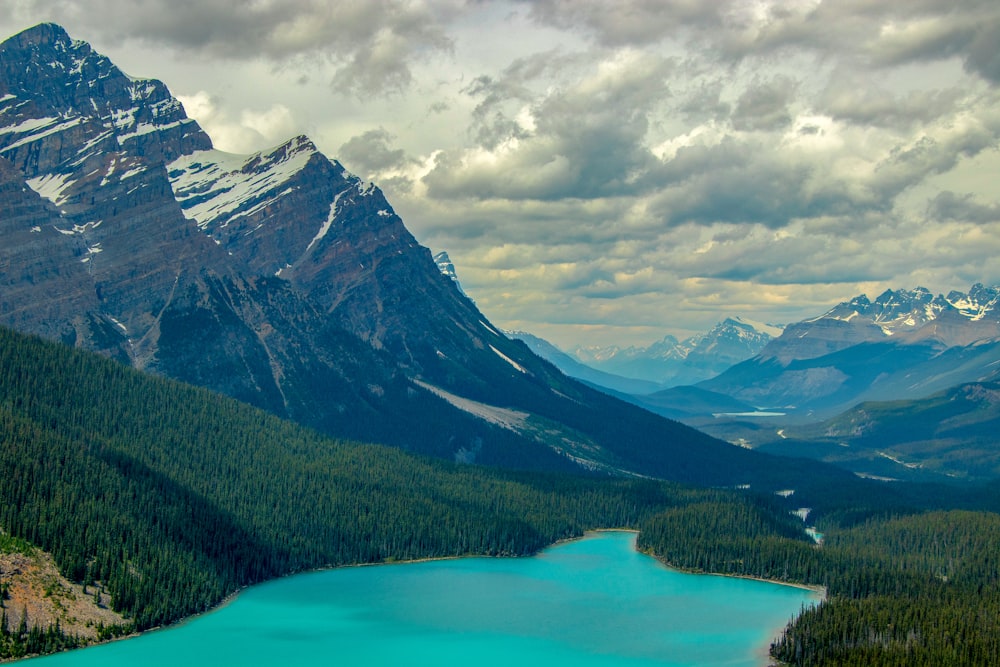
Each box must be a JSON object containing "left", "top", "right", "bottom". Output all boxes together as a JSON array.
[
  {"left": 568, "top": 317, "right": 779, "bottom": 387},
  {"left": 699, "top": 285, "right": 1000, "bottom": 419},
  {"left": 1, "top": 23, "right": 824, "bottom": 489}
]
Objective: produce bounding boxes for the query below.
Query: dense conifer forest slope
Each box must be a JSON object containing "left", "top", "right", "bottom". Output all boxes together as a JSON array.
[
  {"left": 3, "top": 324, "right": 1000, "bottom": 665},
  {"left": 639, "top": 498, "right": 1000, "bottom": 665}
]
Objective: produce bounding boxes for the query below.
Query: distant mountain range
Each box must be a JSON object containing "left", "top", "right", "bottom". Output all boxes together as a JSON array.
[
  {"left": 500, "top": 280, "right": 1000, "bottom": 481},
  {"left": 571, "top": 317, "right": 782, "bottom": 387},
  {"left": 680, "top": 285, "right": 1000, "bottom": 481},
  {"left": 506, "top": 330, "right": 664, "bottom": 395},
  {"left": 503, "top": 318, "right": 781, "bottom": 391},
  {"left": 0, "top": 23, "right": 832, "bottom": 490},
  {"left": 699, "top": 284, "right": 1000, "bottom": 417},
  {"left": 435, "top": 251, "right": 1000, "bottom": 481},
  {"left": 430, "top": 250, "right": 780, "bottom": 391}
]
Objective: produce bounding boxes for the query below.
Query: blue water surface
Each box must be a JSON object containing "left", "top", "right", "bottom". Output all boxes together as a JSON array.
[{"left": 29, "top": 531, "right": 818, "bottom": 667}]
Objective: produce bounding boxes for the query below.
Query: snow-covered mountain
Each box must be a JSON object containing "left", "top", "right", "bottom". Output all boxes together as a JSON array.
[
  {"left": 0, "top": 23, "right": 811, "bottom": 488},
  {"left": 700, "top": 284, "right": 1000, "bottom": 418},
  {"left": 569, "top": 317, "right": 781, "bottom": 387},
  {"left": 751, "top": 285, "right": 1000, "bottom": 365}
]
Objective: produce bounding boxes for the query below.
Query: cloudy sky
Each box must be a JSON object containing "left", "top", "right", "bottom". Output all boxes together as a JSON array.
[{"left": 3, "top": 1, "right": 999, "bottom": 349}]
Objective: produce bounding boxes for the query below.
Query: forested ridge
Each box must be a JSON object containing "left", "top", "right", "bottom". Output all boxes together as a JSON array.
[
  {"left": 638, "top": 499, "right": 1000, "bottom": 666},
  {"left": 2, "top": 324, "right": 1000, "bottom": 665}
]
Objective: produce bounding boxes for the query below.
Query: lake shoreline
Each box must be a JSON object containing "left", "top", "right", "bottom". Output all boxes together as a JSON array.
[{"left": 31, "top": 529, "right": 819, "bottom": 667}]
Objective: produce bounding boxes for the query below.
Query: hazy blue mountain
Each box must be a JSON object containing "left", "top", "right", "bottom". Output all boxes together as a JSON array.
[
  {"left": 571, "top": 317, "right": 781, "bottom": 387},
  {"left": 758, "top": 379, "right": 1000, "bottom": 481},
  {"left": 699, "top": 285, "right": 1000, "bottom": 419},
  {"left": 507, "top": 330, "right": 663, "bottom": 395}
]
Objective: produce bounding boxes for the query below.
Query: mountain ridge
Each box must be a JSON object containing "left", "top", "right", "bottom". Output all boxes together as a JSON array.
[
  {"left": 522, "top": 316, "right": 779, "bottom": 388},
  {"left": 699, "top": 283, "right": 1000, "bottom": 419}
]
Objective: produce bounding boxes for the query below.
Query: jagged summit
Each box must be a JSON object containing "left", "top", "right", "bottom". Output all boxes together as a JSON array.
[
  {"left": 0, "top": 22, "right": 210, "bottom": 175},
  {"left": 777, "top": 284, "right": 1000, "bottom": 363}
]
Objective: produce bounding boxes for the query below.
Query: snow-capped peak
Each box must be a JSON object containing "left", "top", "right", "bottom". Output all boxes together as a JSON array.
[
  {"left": 433, "top": 250, "right": 469, "bottom": 298},
  {"left": 168, "top": 137, "right": 319, "bottom": 230},
  {"left": 816, "top": 285, "right": 998, "bottom": 334}
]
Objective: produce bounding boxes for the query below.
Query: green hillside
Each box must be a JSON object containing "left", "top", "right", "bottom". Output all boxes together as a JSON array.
[
  {"left": 3, "top": 324, "right": 1000, "bottom": 665},
  {"left": 639, "top": 500, "right": 1000, "bottom": 666},
  {"left": 760, "top": 382, "right": 1000, "bottom": 480},
  {"left": 0, "top": 325, "right": 703, "bottom": 650}
]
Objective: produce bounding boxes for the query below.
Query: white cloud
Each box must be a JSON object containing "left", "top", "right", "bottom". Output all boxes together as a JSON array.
[
  {"left": 176, "top": 92, "right": 299, "bottom": 153},
  {"left": 3, "top": 0, "right": 999, "bottom": 348}
]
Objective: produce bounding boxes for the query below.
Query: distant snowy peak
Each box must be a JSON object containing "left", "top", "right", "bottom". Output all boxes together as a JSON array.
[
  {"left": 566, "top": 317, "right": 776, "bottom": 386},
  {"left": 758, "top": 283, "right": 1000, "bottom": 364},
  {"left": 575, "top": 318, "right": 777, "bottom": 366},
  {"left": 730, "top": 316, "right": 785, "bottom": 339},
  {"left": 678, "top": 317, "right": 777, "bottom": 361},
  {"left": 433, "top": 251, "right": 463, "bottom": 287},
  {"left": 947, "top": 284, "right": 1000, "bottom": 322},
  {"left": 818, "top": 284, "right": 999, "bottom": 335}
]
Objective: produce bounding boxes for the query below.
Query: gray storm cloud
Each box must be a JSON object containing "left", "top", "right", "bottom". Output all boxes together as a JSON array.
[{"left": 4, "top": 0, "right": 999, "bottom": 347}]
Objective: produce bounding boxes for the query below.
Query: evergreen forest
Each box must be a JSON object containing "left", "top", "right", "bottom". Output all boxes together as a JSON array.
[{"left": 2, "top": 324, "right": 1000, "bottom": 665}]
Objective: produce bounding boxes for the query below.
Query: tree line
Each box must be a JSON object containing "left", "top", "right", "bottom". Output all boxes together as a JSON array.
[{"left": 637, "top": 498, "right": 1000, "bottom": 666}]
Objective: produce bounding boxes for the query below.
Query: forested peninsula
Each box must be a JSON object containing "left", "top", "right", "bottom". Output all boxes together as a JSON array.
[{"left": 2, "top": 325, "right": 1000, "bottom": 665}]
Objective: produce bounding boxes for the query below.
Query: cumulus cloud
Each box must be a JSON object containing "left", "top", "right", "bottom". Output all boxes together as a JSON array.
[
  {"left": 12, "top": 0, "right": 456, "bottom": 96},
  {"left": 338, "top": 128, "right": 415, "bottom": 175},
  {"left": 520, "top": 0, "right": 1000, "bottom": 85},
  {"left": 177, "top": 91, "right": 298, "bottom": 153},
  {"left": 423, "top": 48, "right": 672, "bottom": 201},
  {"left": 6, "top": 0, "right": 1000, "bottom": 347},
  {"left": 731, "top": 76, "right": 797, "bottom": 132},
  {"left": 927, "top": 192, "right": 1000, "bottom": 223},
  {"left": 819, "top": 73, "right": 964, "bottom": 128},
  {"left": 515, "top": 0, "right": 724, "bottom": 47}
]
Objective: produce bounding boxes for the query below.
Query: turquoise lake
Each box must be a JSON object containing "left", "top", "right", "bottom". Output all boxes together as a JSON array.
[{"left": 29, "top": 531, "right": 819, "bottom": 667}]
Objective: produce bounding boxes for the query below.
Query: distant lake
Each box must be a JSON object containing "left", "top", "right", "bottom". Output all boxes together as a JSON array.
[
  {"left": 715, "top": 411, "right": 787, "bottom": 418},
  {"left": 30, "top": 531, "right": 819, "bottom": 667}
]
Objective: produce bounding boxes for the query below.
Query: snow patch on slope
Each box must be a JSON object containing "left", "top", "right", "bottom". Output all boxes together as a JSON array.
[
  {"left": 0, "top": 116, "right": 84, "bottom": 152},
  {"left": 490, "top": 345, "right": 527, "bottom": 373},
  {"left": 412, "top": 379, "right": 528, "bottom": 431},
  {"left": 25, "top": 172, "right": 76, "bottom": 207},
  {"left": 168, "top": 137, "right": 316, "bottom": 229},
  {"left": 306, "top": 189, "right": 349, "bottom": 253}
]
